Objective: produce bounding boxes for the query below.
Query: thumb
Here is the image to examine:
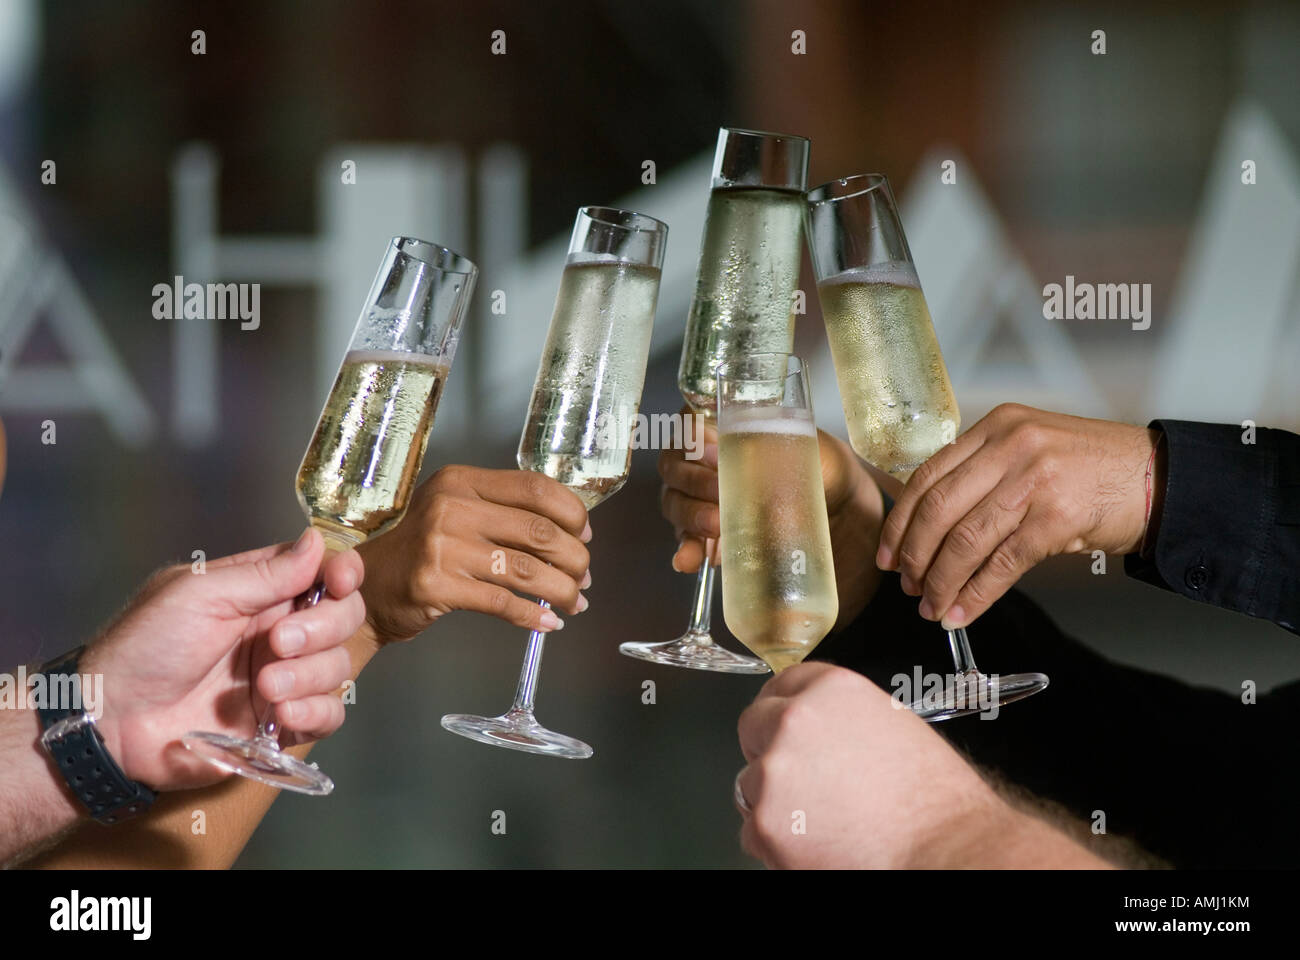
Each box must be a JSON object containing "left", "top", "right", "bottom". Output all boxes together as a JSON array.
[{"left": 204, "top": 527, "right": 324, "bottom": 616}]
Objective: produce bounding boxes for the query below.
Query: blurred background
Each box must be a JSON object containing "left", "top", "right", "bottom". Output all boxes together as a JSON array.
[{"left": 0, "top": 0, "right": 1297, "bottom": 867}]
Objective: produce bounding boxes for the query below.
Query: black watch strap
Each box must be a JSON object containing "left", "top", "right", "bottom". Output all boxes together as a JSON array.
[{"left": 35, "top": 646, "right": 156, "bottom": 825}]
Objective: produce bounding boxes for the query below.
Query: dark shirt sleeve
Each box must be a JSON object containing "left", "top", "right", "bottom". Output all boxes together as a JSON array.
[
  {"left": 812, "top": 572, "right": 1300, "bottom": 868},
  {"left": 1124, "top": 420, "right": 1300, "bottom": 634}
]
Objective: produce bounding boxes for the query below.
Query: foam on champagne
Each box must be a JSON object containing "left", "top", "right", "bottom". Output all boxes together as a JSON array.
[
  {"left": 816, "top": 260, "right": 959, "bottom": 475},
  {"left": 339, "top": 348, "right": 446, "bottom": 369},
  {"left": 718, "top": 406, "right": 817, "bottom": 437},
  {"left": 819, "top": 259, "right": 921, "bottom": 290},
  {"left": 717, "top": 407, "right": 837, "bottom": 673}
]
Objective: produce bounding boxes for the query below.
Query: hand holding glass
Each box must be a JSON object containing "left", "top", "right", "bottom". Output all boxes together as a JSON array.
[
  {"left": 441, "top": 206, "right": 666, "bottom": 758},
  {"left": 807, "top": 175, "right": 1047, "bottom": 719},
  {"left": 183, "top": 237, "right": 476, "bottom": 792}
]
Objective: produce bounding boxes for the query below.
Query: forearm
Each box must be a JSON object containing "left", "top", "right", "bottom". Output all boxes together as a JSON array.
[
  {"left": 969, "top": 808, "right": 1116, "bottom": 869},
  {"left": 932, "top": 769, "right": 1166, "bottom": 870},
  {"left": 22, "top": 629, "right": 382, "bottom": 870},
  {"left": 0, "top": 699, "right": 84, "bottom": 866},
  {"left": 911, "top": 789, "right": 1117, "bottom": 869}
]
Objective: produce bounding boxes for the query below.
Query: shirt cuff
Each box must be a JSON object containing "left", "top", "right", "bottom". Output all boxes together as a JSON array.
[{"left": 1123, "top": 419, "right": 1275, "bottom": 622}]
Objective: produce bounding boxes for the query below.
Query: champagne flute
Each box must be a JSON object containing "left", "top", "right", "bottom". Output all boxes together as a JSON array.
[
  {"left": 184, "top": 237, "right": 477, "bottom": 792},
  {"left": 440, "top": 206, "right": 667, "bottom": 759},
  {"left": 619, "top": 127, "right": 809, "bottom": 673},
  {"left": 716, "top": 353, "right": 838, "bottom": 672},
  {"left": 806, "top": 174, "right": 1048, "bottom": 720}
]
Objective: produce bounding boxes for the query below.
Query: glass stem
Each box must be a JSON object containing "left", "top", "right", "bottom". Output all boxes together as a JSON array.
[
  {"left": 946, "top": 627, "right": 979, "bottom": 675},
  {"left": 255, "top": 703, "right": 280, "bottom": 747},
  {"left": 510, "top": 600, "right": 549, "bottom": 715},
  {"left": 255, "top": 575, "right": 326, "bottom": 748},
  {"left": 686, "top": 540, "right": 718, "bottom": 641}
]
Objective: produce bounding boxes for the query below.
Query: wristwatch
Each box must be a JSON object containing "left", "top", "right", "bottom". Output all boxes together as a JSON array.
[{"left": 35, "top": 646, "right": 156, "bottom": 825}]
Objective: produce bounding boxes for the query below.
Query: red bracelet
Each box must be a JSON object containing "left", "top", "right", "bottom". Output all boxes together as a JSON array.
[{"left": 1144, "top": 444, "right": 1156, "bottom": 525}]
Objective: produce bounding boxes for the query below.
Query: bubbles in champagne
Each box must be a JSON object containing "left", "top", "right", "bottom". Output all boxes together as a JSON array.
[
  {"left": 718, "top": 408, "right": 838, "bottom": 672},
  {"left": 818, "top": 261, "right": 960, "bottom": 474},
  {"left": 678, "top": 186, "right": 805, "bottom": 414},
  {"left": 296, "top": 350, "right": 446, "bottom": 544},
  {"left": 518, "top": 261, "right": 659, "bottom": 508}
]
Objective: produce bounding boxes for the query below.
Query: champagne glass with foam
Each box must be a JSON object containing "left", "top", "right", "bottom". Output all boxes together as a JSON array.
[
  {"left": 716, "top": 353, "right": 838, "bottom": 673},
  {"left": 620, "top": 127, "right": 809, "bottom": 674},
  {"left": 183, "top": 237, "right": 476, "bottom": 793},
  {"left": 807, "top": 174, "right": 1048, "bottom": 720},
  {"left": 440, "top": 206, "right": 666, "bottom": 759}
]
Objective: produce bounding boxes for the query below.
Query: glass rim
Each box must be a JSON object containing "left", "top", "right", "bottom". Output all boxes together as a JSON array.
[
  {"left": 391, "top": 237, "right": 477, "bottom": 275},
  {"left": 719, "top": 126, "right": 811, "bottom": 145},
  {"left": 716, "top": 351, "right": 804, "bottom": 385},
  {"left": 579, "top": 205, "right": 668, "bottom": 235},
  {"left": 806, "top": 173, "right": 891, "bottom": 206}
]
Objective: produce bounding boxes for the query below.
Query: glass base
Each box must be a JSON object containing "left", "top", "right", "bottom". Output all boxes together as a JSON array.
[
  {"left": 908, "top": 671, "right": 1049, "bottom": 722},
  {"left": 440, "top": 709, "right": 593, "bottom": 759},
  {"left": 619, "top": 632, "right": 771, "bottom": 675},
  {"left": 181, "top": 730, "right": 334, "bottom": 795}
]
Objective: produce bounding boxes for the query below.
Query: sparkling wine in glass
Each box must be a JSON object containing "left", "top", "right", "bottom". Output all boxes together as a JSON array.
[
  {"left": 440, "top": 206, "right": 666, "bottom": 758},
  {"left": 183, "top": 237, "right": 476, "bottom": 792},
  {"left": 716, "top": 353, "right": 838, "bottom": 673},
  {"left": 807, "top": 174, "right": 1048, "bottom": 720},
  {"left": 620, "top": 127, "right": 809, "bottom": 674}
]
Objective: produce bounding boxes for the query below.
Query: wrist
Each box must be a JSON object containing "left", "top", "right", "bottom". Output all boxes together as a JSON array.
[
  {"left": 358, "top": 604, "right": 417, "bottom": 652},
  {"left": 0, "top": 706, "right": 84, "bottom": 864},
  {"left": 903, "top": 789, "right": 1012, "bottom": 868},
  {"left": 1139, "top": 429, "right": 1166, "bottom": 558},
  {"left": 936, "top": 802, "right": 1113, "bottom": 869},
  {"left": 356, "top": 566, "right": 420, "bottom": 649},
  {"left": 346, "top": 621, "right": 386, "bottom": 671},
  {"left": 13, "top": 706, "right": 86, "bottom": 820},
  {"left": 75, "top": 645, "right": 128, "bottom": 777},
  {"left": 1115, "top": 426, "right": 1160, "bottom": 555}
]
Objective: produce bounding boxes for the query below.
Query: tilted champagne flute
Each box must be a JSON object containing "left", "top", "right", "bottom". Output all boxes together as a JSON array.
[
  {"left": 183, "top": 237, "right": 477, "bottom": 793},
  {"left": 441, "top": 206, "right": 666, "bottom": 759},
  {"left": 716, "top": 353, "right": 838, "bottom": 673},
  {"left": 806, "top": 174, "right": 1048, "bottom": 720},
  {"left": 619, "top": 126, "right": 809, "bottom": 674}
]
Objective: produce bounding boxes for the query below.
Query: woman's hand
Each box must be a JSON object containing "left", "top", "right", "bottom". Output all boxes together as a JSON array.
[{"left": 356, "top": 465, "right": 592, "bottom": 647}]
